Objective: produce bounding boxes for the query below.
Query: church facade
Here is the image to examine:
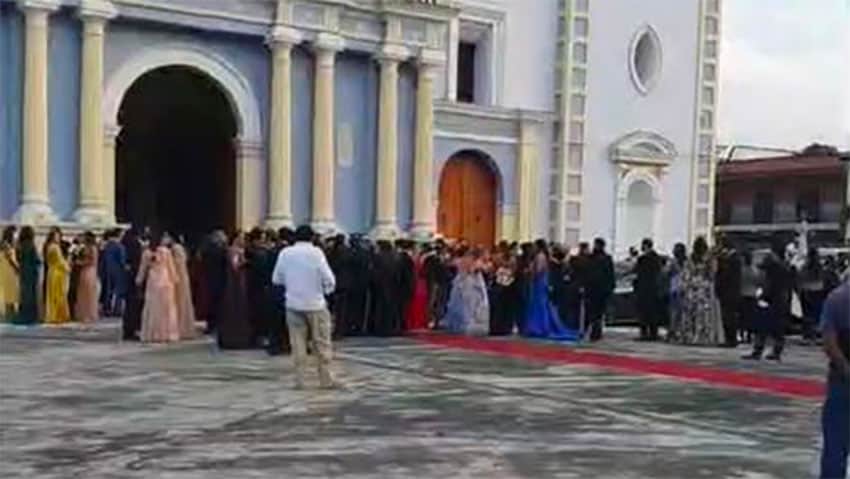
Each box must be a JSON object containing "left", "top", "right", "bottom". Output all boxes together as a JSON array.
[{"left": 0, "top": 0, "right": 721, "bottom": 254}]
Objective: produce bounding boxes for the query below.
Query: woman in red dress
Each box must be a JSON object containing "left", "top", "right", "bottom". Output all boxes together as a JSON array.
[{"left": 405, "top": 246, "right": 430, "bottom": 331}]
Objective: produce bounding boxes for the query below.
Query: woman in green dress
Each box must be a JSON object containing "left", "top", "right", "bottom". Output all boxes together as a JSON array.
[{"left": 14, "top": 226, "right": 40, "bottom": 325}]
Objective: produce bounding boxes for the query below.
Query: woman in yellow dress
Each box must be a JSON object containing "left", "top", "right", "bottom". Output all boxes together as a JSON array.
[
  {"left": 0, "top": 226, "right": 20, "bottom": 321},
  {"left": 44, "top": 229, "right": 71, "bottom": 324}
]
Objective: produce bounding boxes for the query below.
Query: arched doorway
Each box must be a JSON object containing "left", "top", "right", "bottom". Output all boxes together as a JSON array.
[
  {"left": 115, "top": 66, "right": 238, "bottom": 245},
  {"left": 622, "top": 180, "right": 656, "bottom": 251},
  {"left": 437, "top": 151, "right": 498, "bottom": 247}
]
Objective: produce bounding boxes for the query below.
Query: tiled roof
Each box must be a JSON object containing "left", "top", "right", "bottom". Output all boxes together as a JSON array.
[{"left": 717, "top": 155, "right": 844, "bottom": 180}]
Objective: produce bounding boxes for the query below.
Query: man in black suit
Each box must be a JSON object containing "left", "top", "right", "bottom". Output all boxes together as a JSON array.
[
  {"left": 633, "top": 238, "right": 663, "bottom": 341},
  {"left": 586, "top": 238, "right": 615, "bottom": 341},
  {"left": 715, "top": 236, "right": 742, "bottom": 347},
  {"left": 743, "top": 239, "right": 794, "bottom": 361}
]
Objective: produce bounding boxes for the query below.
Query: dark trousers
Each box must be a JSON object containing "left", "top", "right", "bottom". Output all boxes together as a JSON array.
[
  {"left": 820, "top": 380, "right": 849, "bottom": 479},
  {"left": 738, "top": 296, "right": 757, "bottom": 342},
  {"left": 719, "top": 297, "right": 739, "bottom": 346},
  {"left": 637, "top": 294, "right": 660, "bottom": 340},
  {"left": 585, "top": 294, "right": 608, "bottom": 341},
  {"left": 801, "top": 289, "right": 826, "bottom": 340},
  {"left": 752, "top": 305, "right": 786, "bottom": 357}
]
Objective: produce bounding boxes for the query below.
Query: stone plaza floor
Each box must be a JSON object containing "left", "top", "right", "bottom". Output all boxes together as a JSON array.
[{"left": 0, "top": 320, "right": 830, "bottom": 478}]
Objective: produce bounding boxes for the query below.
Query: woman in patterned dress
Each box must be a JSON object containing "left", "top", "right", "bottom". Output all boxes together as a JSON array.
[{"left": 678, "top": 236, "right": 723, "bottom": 346}]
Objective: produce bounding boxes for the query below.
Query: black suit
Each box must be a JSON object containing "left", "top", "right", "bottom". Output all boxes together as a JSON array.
[
  {"left": 634, "top": 250, "right": 663, "bottom": 340},
  {"left": 121, "top": 236, "right": 143, "bottom": 340},
  {"left": 753, "top": 253, "right": 793, "bottom": 357},
  {"left": 586, "top": 251, "right": 615, "bottom": 341},
  {"left": 715, "top": 249, "right": 742, "bottom": 346}
]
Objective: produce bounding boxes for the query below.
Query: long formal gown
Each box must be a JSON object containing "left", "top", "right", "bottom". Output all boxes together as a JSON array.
[
  {"left": 138, "top": 246, "right": 180, "bottom": 343},
  {"left": 0, "top": 244, "right": 20, "bottom": 321},
  {"left": 15, "top": 246, "right": 39, "bottom": 325},
  {"left": 217, "top": 247, "right": 255, "bottom": 349},
  {"left": 405, "top": 256, "right": 430, "bottom": 331},
  {"left": 44, "top": 243, "right": 71, "bottom": 324},
  {"left": 172, "top": 244, "right": 197, "bottom": 340},
  {"left": 523, "top": 269, "right": 578, "bottom": 341},
  {"left": 678, "top": 259, "right": 723, "bottom": 345},
  {"left": 74, "top": 245, "right": 100, "bottom": 323},
  {"left": 444, "top": 269, "right": 489, "bottom": 335}
]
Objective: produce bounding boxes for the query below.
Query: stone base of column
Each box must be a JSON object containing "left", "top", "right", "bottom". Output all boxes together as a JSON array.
[
  {"left": 264, "top": 216, "right": 294, "bottom": 230},
  {"left": 370, "top": 221, "right": 401, "bottom": 240},
  {"left": 14, "top": 200, "right": 56, "bottom": 225},
  {"left": 310, "top": 219, "right": 338, "bottom": 236},
  {"left": 72, "top": 205, "right": 111, "bottom": 226},
  {"left": 408, "top": 222, "right": 435, "bottom": 242}
]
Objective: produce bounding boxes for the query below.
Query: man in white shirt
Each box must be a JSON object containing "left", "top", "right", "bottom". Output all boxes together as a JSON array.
[{"left": 271, "top": 225, "right": 337, "bottom": 389}]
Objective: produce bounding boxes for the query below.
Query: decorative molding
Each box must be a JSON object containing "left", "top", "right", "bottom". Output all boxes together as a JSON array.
[
  {"left": 610, "top": 130, "right": 677, "bottom": 167},
  {"left": 268, "top": 25, "right": 303, "bottom": 46},
  {"left": 79, "top": 0, "right": 118, "bottom": 19},
  {"left": 551, "top": 0, "right": 590, "bottom": 243},
  {"left": 689, "top": 0, "right": 722, "bottom": 242},
  {"left": 628, "top": 24, "right": 663, "bottom": 95},
  {"left": 16, "top": 0, "right": 60, "bottom": 12},
  {"left": 613, "top": 167, "right": 664, "bottom": 257},
  {"left": 434, "top": 130, "right": 517, "bottom": 145},
  {"left": 102, "top": 42, "right": 263, "bottom": 144}
]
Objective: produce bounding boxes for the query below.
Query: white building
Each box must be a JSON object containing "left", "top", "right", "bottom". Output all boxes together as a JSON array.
[{"left": 0, "top": 0, "right": 721, "bottom": 254}]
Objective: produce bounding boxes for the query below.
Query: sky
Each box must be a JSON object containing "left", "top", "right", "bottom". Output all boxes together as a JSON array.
[{"left": 718, "top": 0, "right": 850, "bottom": 150}]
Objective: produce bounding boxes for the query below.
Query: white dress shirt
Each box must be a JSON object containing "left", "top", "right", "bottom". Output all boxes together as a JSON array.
[{"left": 271, "top": 242, "right": 336, "bottom": 312}]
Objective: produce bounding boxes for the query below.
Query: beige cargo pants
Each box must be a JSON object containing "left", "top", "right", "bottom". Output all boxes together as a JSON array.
[{"left": 285, "top": 308, "right": 335, "bottom": 388}]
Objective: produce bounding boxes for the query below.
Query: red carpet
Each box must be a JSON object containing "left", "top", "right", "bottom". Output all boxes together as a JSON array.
[{"left": 413, "top": 333, "right": 824, "bottom": 399}]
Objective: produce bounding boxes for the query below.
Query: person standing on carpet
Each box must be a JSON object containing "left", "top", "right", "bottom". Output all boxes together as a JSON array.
[
  {"left": 817, "top": 276, "right": 849, "bottom": 479},
  {"left": 633, "top": 238, "right": 663, "bottom": 341},
  {"left": 272, "top": 225, "right": 337, "bottom": 389}
]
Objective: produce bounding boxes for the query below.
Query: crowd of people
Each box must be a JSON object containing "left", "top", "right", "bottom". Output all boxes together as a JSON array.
[
  {"left": 0, "top": 223, "right": 846, "bottom": 359},
  {"left": 0, "top": 223, "right": 622, "bottom": 348},
  {"left": 623, "top": 234, "right": 848, "bottom": 361}
]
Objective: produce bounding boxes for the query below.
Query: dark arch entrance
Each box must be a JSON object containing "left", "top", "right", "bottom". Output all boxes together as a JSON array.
[
  {"left": 116, "top": 65, "right": 238, "bottom": 245},
  {"left": 437, "top": 151, "right": 498, "bottom": 247}
]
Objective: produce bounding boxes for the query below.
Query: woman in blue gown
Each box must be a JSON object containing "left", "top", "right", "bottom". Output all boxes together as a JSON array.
[
  {"left": 522, "top": 240, "right": 579, "bottom": 341},
  {"left": 443, "top": 248, "right": 489, "bottom": 336}
]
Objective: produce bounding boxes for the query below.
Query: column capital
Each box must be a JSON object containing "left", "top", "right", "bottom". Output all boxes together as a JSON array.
[
  {"left": 79, "top": 0, "right": 118, "bottom": 20},
  {"left": 376, "top": 43, "right": 409, "bottom": 64},
  {"left": 267, "top": 25, "right": 302, "bottom": 48},
  {"left": 313, "top": 32, "right": 345, "bottom": 55},
  {"left": 16, "top": 0, "right": 60, "bottom": 13},
  {"left": 418, "top": 48, "right": 447, "bottom": 68}
]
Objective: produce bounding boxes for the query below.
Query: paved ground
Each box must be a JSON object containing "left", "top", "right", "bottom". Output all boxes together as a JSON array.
[{"left": 0, "top": 320, "right": 829, "bottom": 478}]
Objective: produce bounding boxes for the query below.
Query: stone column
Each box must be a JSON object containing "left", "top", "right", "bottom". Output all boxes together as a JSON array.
[
  {"left": 14, "top": 0, "right": 60, "bottom": 224},
  {"left": 102, "top": 124, "right": 120, "bottom": 223},
  {"left": 370, "top": 45, "right": 407, "bottom": 239},
  {"left": 409, "top": 50, "right": 444, "bottom": 239},
  {"left": 73, "top": 0, "right": 117, "bottom": 225},
  {"left": 517, "top": 119, "right": 538, "bottom": 241},
  {"left": 265, "top": 26, "right": 301, "bottom": 229},
  {"left": 310, "top": 33, "right": 344, "bottom": 234}
]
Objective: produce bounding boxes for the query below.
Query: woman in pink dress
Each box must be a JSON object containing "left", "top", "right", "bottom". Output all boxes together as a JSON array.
[
  {"left": 136, "top": 232, "right": 180, "bottom": 343},
  {"left": 74, "top": 232, "right": 100, "bottom": 324},
  {"left": 405, "top": 247, "right": 430, "bottom": 331},
  {"left": 171, "top": 240, "right": 197, "bottom": 339}
]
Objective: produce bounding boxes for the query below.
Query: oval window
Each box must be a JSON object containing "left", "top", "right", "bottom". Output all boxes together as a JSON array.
[{"left": 630, "top": 26, "right": 662, "bottom": 94}]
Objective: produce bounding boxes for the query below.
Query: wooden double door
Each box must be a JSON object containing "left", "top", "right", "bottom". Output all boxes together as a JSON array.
[{"left": 437, "top": 155, "right": 497, "bottom": 247}]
